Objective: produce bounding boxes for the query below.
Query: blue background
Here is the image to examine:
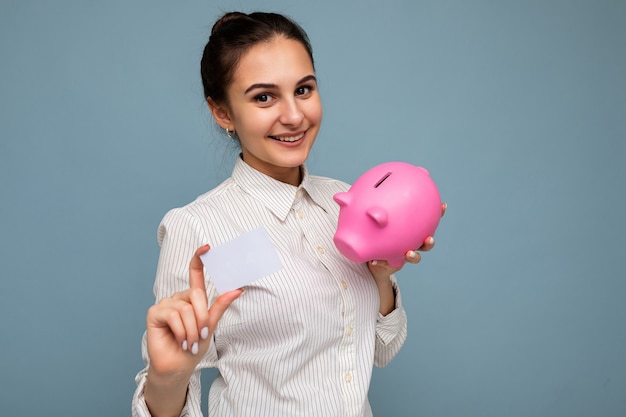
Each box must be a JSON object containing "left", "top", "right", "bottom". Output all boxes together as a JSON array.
[{"left": 1, "top": 0, "right": 625, "bottom": 416}]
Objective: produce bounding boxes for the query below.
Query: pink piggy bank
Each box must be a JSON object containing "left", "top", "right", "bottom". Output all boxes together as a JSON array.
[{"left": 333, "top": 162, "right": 442, "bottom": 267}]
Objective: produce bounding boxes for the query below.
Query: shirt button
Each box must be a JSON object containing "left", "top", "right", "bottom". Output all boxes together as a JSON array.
[
  {"left": 347, "top": 326, "right": 353, "bottom": 336},
  {"left": 344, "top": 373, "right": 353, "bottom": 382},
  {"left": 297, "top": 210, "right": 304, "bottom": 219},
  {"left": 341, "top": 280, "right": 348, "bottom": 289},
  {"left": 317, "top": 246, "right": 325, "bottom": 254},
  {"left": 295, "top": 189, "right": 303, "bottom": 199}
]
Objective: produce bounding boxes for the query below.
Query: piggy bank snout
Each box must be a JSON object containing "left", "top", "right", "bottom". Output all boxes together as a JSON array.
[
  {"left": 333, "top": 207, "right": 387, "bottom": 264},
  {"left": 333, "top": 233, "right": 367, "bottom": 264}
]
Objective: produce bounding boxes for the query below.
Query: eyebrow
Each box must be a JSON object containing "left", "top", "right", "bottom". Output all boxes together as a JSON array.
[{"left": 244, "top": 75, "right": 317, "bottom": 95}]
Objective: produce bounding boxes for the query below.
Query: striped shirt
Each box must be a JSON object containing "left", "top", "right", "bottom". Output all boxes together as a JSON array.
[{"left": 132, "top": 157, "right": 407, "bottom": 417}]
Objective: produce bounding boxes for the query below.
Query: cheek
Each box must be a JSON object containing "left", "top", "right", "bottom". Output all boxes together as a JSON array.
[
  {"left": 304, "top": 99, "right": 323, "bottom": 123},
  {"left": 237, "top": 110, "right": 276, "bottom": 136}
]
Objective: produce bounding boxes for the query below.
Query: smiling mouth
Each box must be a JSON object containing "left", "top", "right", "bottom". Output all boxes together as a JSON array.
[{"left": 269, "top": 132, "right": 305, "bottom": 143}]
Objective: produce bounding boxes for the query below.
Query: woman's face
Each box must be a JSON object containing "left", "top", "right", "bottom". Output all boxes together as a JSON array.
[{"left": 213, "top": 36, "right": 322, "bottom": 185}]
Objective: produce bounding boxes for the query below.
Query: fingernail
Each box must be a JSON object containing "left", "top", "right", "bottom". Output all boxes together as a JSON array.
[
  {"left": 191, "top": 342, "right": 199, "bottom": 355},
  {"left": 201, "top": 327, "right": 209, "bottom": 340},
  {"left": 371, "top": 260, "right": 378, "bottom": 266},
  {"left": 182, "top": 340, "right": 188, "bottom": 351},
  {"left": 427, "top": 237, "right": 435, "bottom": 245},
  {"left": 408, "top": 251, "right": 417, "bottom": 259}
]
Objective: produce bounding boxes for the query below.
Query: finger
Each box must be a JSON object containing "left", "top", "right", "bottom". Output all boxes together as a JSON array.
[
  {"left": 418, "top": 236, "right": 436, "bottom": 252},
  {"left": 173, "top": 298, "right": 201, "bottom": 353},
  {"left": 189, "top": 245, "right": 210, "bottom": 291},
  {"left": 147, "top": 301, "right": 187, "bottom": 346},
  {"left": 188, "top": 286, "right": 210, "bottom": 340},
  {"left": 153, "top": 297, "right": 203, "bottom": 352},
  {"left": 405, "top": 250, "right": 422, "bottom": 264},
  {"left": 441, "top": 202, "right": 447, "bottom": 218},
  {"left": 207, "top": 289, "right": 244, "bottom": 331}
]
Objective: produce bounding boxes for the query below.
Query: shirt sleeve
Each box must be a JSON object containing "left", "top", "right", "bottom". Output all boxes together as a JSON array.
[
  {"left": 131, "top": 208, "right": 220, "bottom": 417},
  {"left": 373, "top": 275, "right": 408, "bottom": 368}
]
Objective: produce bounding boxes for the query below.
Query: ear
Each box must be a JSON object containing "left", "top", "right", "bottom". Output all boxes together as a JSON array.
[
  {"left": 333, "top": 192, "right": 351, "bottom": 207},
  {"left": 366, "top": 207, "right": 388, "bottom": 227},
  {"left": 207, "top": 97, "right": 234, "bottom": 131}
]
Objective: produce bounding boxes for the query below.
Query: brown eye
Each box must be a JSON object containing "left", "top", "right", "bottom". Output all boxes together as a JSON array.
[
  {"left": 295, "top": 86, "right": 312, "bottom": 96},
  {"left": 255, "top": 93, "right": 270, "bottom": 102}
]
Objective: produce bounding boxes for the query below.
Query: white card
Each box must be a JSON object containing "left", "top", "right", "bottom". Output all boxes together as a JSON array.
[{"left": 200, "top": 226, "right": 283, "bottom": 293}]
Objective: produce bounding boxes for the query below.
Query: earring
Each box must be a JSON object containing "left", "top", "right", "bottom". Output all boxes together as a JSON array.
[{"left": 225, "top": 128, "right": 236, "bottom": 138}]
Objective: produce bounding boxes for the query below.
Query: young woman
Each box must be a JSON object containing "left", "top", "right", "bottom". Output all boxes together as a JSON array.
[{"left": 132, "top": 11, "right": 444, "bottom": 417}]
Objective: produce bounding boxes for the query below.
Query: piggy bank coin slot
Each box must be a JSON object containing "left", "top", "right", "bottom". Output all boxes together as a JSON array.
[{"left": 374, "top": 171, "right": 392, "bottom": 188}]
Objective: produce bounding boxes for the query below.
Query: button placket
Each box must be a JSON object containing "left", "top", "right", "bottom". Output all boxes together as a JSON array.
[{"left": 334, "top": 271, "right": 357, "bottom": 399}]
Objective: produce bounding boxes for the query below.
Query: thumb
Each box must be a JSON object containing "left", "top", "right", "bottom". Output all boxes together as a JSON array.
[{"left": 207, "top": 289, "right": 244, "bottom": 331}]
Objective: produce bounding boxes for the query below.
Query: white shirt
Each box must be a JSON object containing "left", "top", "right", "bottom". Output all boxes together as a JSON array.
[{"left": 132, "top": 157, "right": 407, "bottom": 417}]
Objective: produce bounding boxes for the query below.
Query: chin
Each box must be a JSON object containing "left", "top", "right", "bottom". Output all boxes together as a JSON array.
[{"left": 286, "top": 152, "right": 311, "bottom": 167}]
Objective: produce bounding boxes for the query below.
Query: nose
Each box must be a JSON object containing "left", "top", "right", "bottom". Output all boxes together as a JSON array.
[{"left": 279, "top": 98, "right": 304, "bottom": 126}]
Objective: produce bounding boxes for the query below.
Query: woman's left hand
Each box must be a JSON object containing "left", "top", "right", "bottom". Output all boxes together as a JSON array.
[
  {"left": 367, "top": 202, "right": 446, "bottom": 279},
  {"left": 368, "top": 203, "right": 446, "bottom": 315}
]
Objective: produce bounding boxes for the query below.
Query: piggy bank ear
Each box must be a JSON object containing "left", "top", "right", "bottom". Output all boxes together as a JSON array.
[
  {"left": 367, "top": 207, "right": 388, "bottom": 227},
  {"left": 417, "top": 166, "right": 430, "bottom": 176},
  {"left": 333, "top": 192, "right": 351, "bottom": 207}
]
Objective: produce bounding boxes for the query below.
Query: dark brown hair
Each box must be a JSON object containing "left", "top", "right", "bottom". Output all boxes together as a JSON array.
[{"left": 200, "top": 12, "right": 314, "bottom": 104}]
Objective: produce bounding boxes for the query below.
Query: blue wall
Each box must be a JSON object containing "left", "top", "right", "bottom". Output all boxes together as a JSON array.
[{"left": 1, "top": 1, "right": 624, "bottom": 416}]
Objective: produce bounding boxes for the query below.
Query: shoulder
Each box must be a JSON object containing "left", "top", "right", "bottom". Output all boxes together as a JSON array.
[
  {"left": 157, "top": 177, "right": 236, "bottom": 244},
  {"left": 173, "top": 176, "right": 239, "bottom": 215}
]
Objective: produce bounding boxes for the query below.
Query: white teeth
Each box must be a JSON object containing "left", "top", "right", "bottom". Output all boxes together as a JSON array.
[{"left": 272, "top": 132, "right": 304, "bottom": 142}]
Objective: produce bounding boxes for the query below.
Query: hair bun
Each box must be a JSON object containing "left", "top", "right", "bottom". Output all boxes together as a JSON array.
[{"left": 211, "top": 11, "right": 247, "bottom": 36}]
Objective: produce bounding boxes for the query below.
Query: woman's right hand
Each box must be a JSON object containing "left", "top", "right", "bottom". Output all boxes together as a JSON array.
[{"left": 145, "top": 244, "right": 243, "bottom": 378}]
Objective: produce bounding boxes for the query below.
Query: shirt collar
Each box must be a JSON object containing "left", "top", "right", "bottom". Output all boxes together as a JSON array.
[{"left": 231, "top": 156, "right": 330, "bottom": 221}]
